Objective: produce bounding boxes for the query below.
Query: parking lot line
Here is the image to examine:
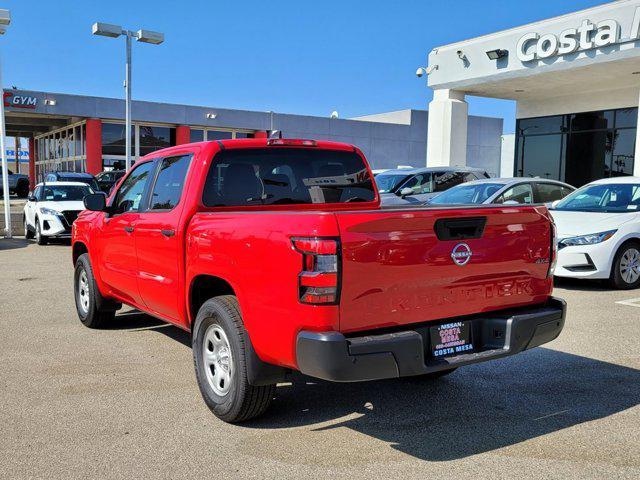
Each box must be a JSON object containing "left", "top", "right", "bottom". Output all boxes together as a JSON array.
[{"left": 615, "top": 298, "right": 640, "bottom": 308}]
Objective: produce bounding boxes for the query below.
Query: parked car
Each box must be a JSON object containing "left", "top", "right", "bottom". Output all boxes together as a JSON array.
[
  {"left": 72, "top": 138, "right": 565, "bottom": 422},
  {"left": 550, "top": 177, "right": 640, "bottom": 289},
  {"left": 376, "top": 167, "right": 490, "bottom": 205},
  {"left": 23, "top": 181, "right": 94, "bottom": 245},
  {"left": 0, "top": 168, "right": 29, "bottom": 198},
  {"left": 95, "top": 170, "right": 126, "bottom": 193},
  {"left": 428, "top": 178, "right": 575, "bottom": 206},
  {"left": 44, "top": 172, "right": 100, "bottom": 193},
  {"left": 372, "top": 165, "right": 413, "bottom": 176}
]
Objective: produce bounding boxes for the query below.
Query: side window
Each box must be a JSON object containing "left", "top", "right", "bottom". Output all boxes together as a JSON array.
[
  {"left": 112, "top": 161, "right": 155, "bottom": 215},
  {"left": 402, "top": 174, "right": 431, "bottom": 194},
  {"left": 495, "top": 184, "right": 534, "bottom": 204},
  {"left": 149, "top": 154, "right": 192, "bottom": 210},
  {"left": 33, "top": 186, "right": 42, "bottom": 200},
  {"left": 536, "top": 183, "right": 565, "bottom": 203},
  {"left": 434, "top": 171, "right": 466, "bottom": 192}
]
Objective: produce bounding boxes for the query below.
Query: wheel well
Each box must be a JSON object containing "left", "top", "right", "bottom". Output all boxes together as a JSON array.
[
  {"left": 189, "top": 275, "right": 236, "bottom": 324},
  {"left": 72, "top": 242, "right": 89, "bottom": 264}
]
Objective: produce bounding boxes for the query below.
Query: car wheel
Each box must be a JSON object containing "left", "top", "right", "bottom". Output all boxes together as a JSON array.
[
  {"left": 16, "top": 181, "right": 29, "bottom": 199},
  {"left": 610, "top": 241, "right": 640, "bottom": 289},
  {"left": 24, "top": 216, "right": 34, "bottom": 239},
  {"left": 35, "top": 218, "right": 47, "bottom": 245},
  {"left": 193, "top": 295, "right": 275, "bottom": 423},
  {"left": 74, "top": 253, "right": 117, "bottom": 328}
]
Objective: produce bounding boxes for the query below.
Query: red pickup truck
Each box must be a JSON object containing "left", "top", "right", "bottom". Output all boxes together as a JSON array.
[{"left": 72, "top": 138, "right": 566, "bottom": 422}]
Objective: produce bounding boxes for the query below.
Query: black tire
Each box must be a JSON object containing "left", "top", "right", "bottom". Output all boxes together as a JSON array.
[
  {"left": 35, "top": 218, "right": 47, "bottom": 245},
  {"left": 193, "top": 295, "right": 275, "bottom": 423},
  {"left": 610, "top": 241, "right": 640, "bottom": 290},
  {"left": 24, "top": 216, "right": 34, "bottom": 239},
  {"left": 74, "top": 253, "right": 116, "bottom": 328},
  {"left": 15, "top": 181, "right": 29, "bottom": 199}
]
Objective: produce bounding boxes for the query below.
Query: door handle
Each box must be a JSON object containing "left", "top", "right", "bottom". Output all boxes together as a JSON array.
[
  {"left": 161, "top": 229, "right": 175, "bottom": 237},
  {"left": 124, "top": 226, "right": 134, "bottom": 233}
]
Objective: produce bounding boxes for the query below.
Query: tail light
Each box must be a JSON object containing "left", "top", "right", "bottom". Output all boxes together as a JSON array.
[
  {"left": 291, "top": 237, "right": 340, "bottom": 304},
  {"left": 548, "top": 221, "right": 557, "bottom": 278},
  {"left": 267, "top": 139, "right": 317, "bottom": 147}
]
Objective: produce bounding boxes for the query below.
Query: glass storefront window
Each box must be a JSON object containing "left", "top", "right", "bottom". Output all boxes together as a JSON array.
[
  {"left": 518, "top": 115, "right": 566, "bottom": 135},
  {"left": 205, "top": 130, "right": 233, "bottom": 141},
  {"left": 139, "top": 125, "right": 176, "bottom": 156},
  {"left": 570, "top": 110, "right": 613, "bottom": 132},
  {"left": 102, "top": 123, "right": 134, "bottom": 156},
  {"left": 235, "top": 132, "right": 254, "bottom": 139},
  {"left": 615, "top": 108, "right": 638, "bottom": 129},
  {"left": 516, "top": 107, "right": 637, "bottom": 187},
  {"left": 190, "top": 129, "right": 204, "bottom": 143}
]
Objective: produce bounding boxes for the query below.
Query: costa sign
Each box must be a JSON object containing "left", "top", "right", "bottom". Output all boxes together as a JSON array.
[
  {"left": 3, "top": 91, "right": 37, "bottom": 109},
  {"left": 517, "top": 7, "right": 640, "bottom": 62}
]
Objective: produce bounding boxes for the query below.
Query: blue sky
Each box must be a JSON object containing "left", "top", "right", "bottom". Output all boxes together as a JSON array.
[{"left": 2, "top": 0, "right": 606, "bottom": 133}]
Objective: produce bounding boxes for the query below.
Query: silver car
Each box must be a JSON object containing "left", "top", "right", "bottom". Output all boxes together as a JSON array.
[
  {"left": 377, "top": 167, "right": 490, "bottom": 206},
  {"left": 427, "top": 178, "right": 575, "bottom": 206}
]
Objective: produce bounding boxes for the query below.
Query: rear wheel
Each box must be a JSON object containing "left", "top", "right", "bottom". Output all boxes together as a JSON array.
[
  {"left": 74, "top": 253, "right": 116, "bottom": 328},
  {"left": 610, "top": 242, "right": 640, "bottom": 289},
  {"left": 35, "top": 219, "right": 47, "bottom": 245},
  {"left": 193, "top": 295, "right": 275, "bottom": 423},
  {"left": 24, "top": 216, "right": 34, "bottom": 239}
]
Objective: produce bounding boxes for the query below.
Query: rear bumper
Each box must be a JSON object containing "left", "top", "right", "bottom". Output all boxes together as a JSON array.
[{"left": 296, "top": 297, "right": 566, "bottom": 382}]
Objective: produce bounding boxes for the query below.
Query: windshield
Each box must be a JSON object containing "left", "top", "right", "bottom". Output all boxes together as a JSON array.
[
  {"left": 429, "top": 183, "right": 504, "bottom": 205},
  {"left": 553, "top": 183, "right": 640, "bottom": 213},
  {"left": 59, "top": 175, "right": 99, "bottom": 191},
  {"left": 203, "top": 148, "right": 376, "bottom": 206},
  {"left": 42, "top": 185, "right": 93, "bottom": 201},
  {"left": 375, "top": 173, "right": 411, "bottom": 193}
]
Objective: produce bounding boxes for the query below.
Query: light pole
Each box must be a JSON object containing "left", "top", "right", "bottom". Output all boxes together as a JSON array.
[
  {"left": 0, "top": 9, "right": 11, "bottom": 238},
  {"left": 92, "top": 23, "right": 164, "bottom": 171}
]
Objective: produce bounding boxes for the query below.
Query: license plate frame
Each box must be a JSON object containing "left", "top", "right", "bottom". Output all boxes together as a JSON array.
[{"left": 430, "top": 320, "right": 474, "bottom": 358}]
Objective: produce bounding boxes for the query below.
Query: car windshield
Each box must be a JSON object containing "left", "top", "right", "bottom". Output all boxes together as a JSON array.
[
  {"left": 553, "top": 183, "right": 640, "bottom": 213},
  {"left": 42, "top": 185, "right": 93, "bottom": 201},
  {"left": 375, "top": 173, "right": 412, "bottom": 193},
  {"left": 429, "top": 183, "right": 504, "bottom": 205},
  {"left": 59, "top": 175, "right": 99, "bottom": 191}
]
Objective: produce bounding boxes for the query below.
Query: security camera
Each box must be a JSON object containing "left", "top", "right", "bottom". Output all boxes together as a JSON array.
[
  {"left": 416, "top": 67, "right": 426, "bottom": 78},
  {"left": 330, "top": 111, "right": 339, "bottom": 119},
  {"left": 456, "top": 50, "right": 466, "bottom": 60}
]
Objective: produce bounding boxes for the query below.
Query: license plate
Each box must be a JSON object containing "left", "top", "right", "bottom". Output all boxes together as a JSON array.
[{"left": 430, "top": 321, "right": 474, "bottom": 358}]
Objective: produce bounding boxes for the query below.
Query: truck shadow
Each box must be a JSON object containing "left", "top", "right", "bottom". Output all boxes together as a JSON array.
[
  {"left": 109, "top": 311, "right": 639, "bottom": 462},
  {"left": 250, "top": 348, "right": 640, "bottom": 461}
]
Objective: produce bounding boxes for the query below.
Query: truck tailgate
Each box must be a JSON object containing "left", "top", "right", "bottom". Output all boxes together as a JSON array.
[{"left": 335, "top": 206, "right": 553, "bottom": 333}]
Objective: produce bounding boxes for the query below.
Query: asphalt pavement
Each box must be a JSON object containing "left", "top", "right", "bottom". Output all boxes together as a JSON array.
[{"left": 0, "top": 238, "right": 638, "bottom": 479}]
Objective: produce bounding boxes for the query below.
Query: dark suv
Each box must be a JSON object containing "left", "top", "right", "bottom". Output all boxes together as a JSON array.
[{"left": 44, "top": 172, "right": 99, "bottom": 192}]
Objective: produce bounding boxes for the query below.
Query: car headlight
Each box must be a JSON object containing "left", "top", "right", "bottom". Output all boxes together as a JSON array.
[
  {"left": 559, "top": 230, "right": 617, "bottom": 247},
  {"left": 39, "top": 207, "right": 60, "bottom": 216}
]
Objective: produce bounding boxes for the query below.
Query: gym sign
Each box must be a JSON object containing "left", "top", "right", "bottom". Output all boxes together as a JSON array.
[
  {"left": 517, "top": 7, "right": 640, "bottom": 62},
  {"left": 3, "top": 91, "right": 37, "bottom": 109}
]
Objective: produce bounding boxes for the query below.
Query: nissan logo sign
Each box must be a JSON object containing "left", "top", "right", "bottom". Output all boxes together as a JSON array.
[{"left": 451, "top": 243, "right": 472, "bottom": 266}]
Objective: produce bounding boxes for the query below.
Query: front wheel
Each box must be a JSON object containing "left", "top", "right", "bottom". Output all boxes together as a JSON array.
[
  {"left": 610, "top": 242, "right": 640, "bottom": 289},
  {"left": 193, "top": 296, "right": 275, "bottom": 423},
  {"left": 74, "top": 253, "right": 116, "bottom": 328},
  {"left": 35, "top": 219, "right": 47, "bottom": 245},
  {"left": 24, "top": 217, "right": 34, "bottom": 239}
]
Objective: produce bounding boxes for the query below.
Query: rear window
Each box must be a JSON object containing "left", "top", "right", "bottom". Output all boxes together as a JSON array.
[{"left": 202, "top": 148, "right": 375, "bottom": 206}]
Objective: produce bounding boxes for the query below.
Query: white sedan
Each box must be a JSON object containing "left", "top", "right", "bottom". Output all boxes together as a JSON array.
[
  {"left": 23, "top": 181, "right": 93, "bottom": 245},
  {"left": 550, "top": 177, "right": 640, "bottom": 289}
]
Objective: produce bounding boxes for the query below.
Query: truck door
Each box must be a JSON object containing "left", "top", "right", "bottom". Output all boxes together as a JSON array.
[
  {"left": 98, "top": 161, "right": 155, "bottom": 306},
  {"left": 134, "top": 154, "right": 193, "bottom": 323}
]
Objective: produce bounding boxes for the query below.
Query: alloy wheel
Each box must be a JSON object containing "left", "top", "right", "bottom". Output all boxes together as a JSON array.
[{"left": 620, "top": 247, "right": 640, "bottom": 285}]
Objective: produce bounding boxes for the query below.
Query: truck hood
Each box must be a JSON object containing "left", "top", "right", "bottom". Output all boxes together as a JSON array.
[{"left": 550, "top": 210, "right": 635, "bottom": 238}]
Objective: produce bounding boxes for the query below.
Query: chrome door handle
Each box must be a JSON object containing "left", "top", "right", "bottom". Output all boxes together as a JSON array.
[{"left": 124, "top": 226, "right": 134, "bottom": 233}]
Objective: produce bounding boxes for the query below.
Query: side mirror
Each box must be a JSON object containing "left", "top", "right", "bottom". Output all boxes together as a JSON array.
[
  {"left": 399, "top": 187, "right": 413, "bottom": 197},
  {"left": 28, "top": 194, "right": 37, "bottom": 202},
  {"left": 83, "top": 192, "right": 107, "bottom": 212}
]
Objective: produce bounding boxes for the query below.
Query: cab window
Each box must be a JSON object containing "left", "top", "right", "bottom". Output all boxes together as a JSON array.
[
  {"left": 536, "top": 183, "right": 568, "bottom": 203},
  {"left": 112, "top": 162, "right": 155, "bottom": 214},
  {"left": 149, "top": 154, "right": 192, "bottom": 210}
]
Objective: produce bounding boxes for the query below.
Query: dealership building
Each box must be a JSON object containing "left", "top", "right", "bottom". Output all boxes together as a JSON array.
[
  {"left": 3, "top": 89, "right": 503, "bottom": 187},
  {"left": 426, "top": 0, "right": 640, "bottom": 186}
]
